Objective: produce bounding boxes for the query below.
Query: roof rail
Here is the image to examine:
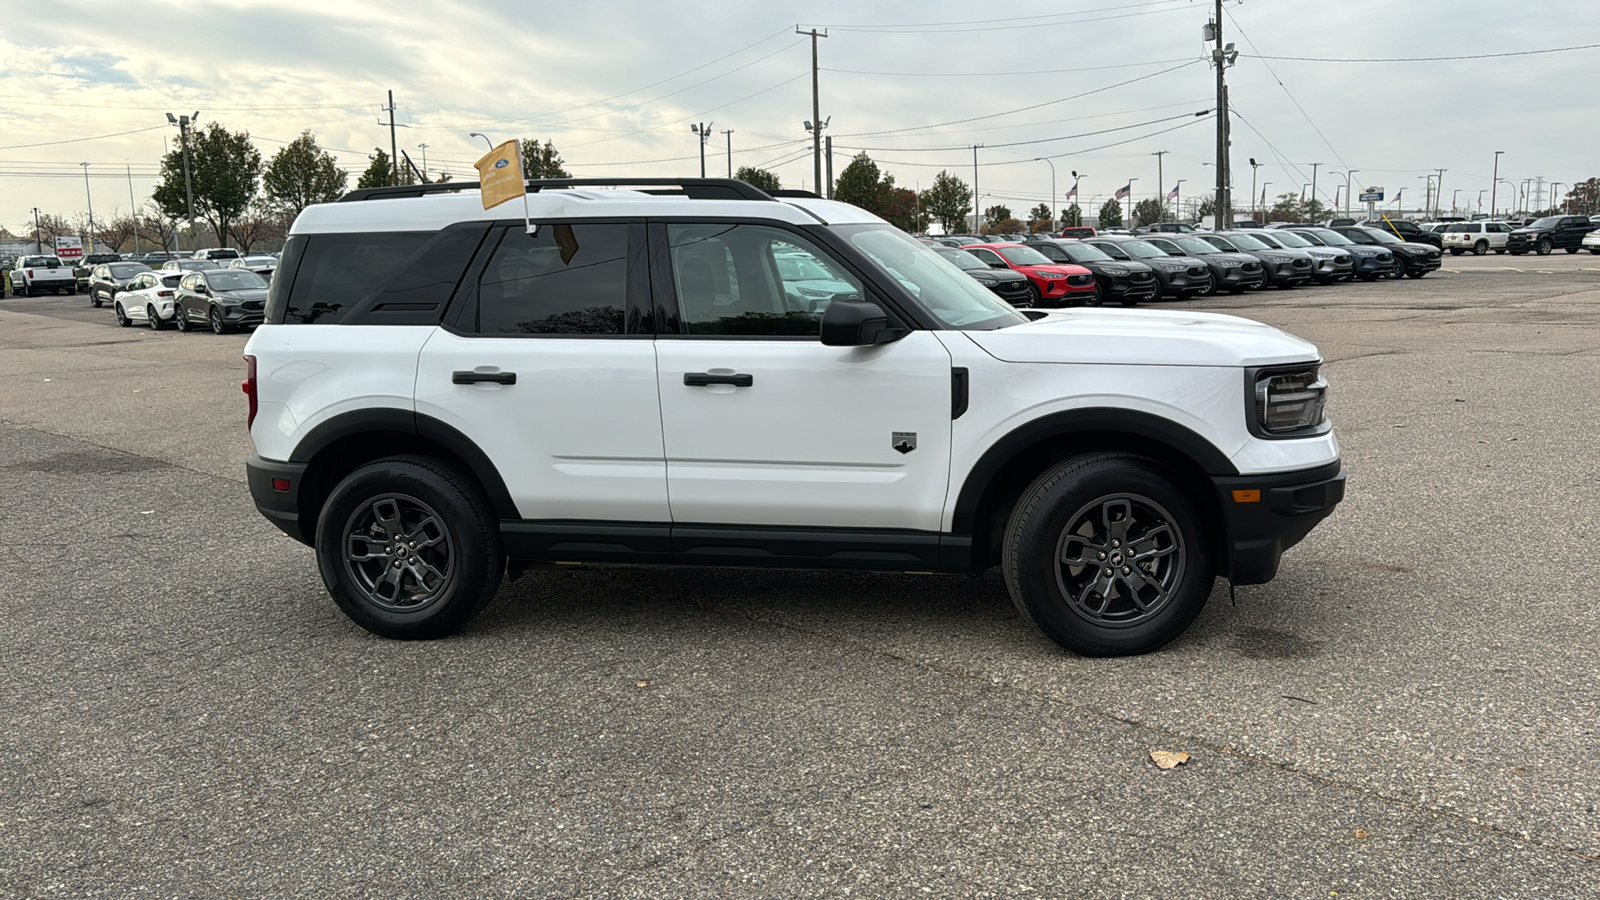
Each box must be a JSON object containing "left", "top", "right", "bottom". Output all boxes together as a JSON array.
[{"left": 338, "top": 177, "right": 777, "bottom": 204}]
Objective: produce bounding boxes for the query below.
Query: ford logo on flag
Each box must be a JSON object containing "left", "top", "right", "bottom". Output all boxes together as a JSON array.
[{"left": 494, "top": 159, "right": 509, "bottom": 169}]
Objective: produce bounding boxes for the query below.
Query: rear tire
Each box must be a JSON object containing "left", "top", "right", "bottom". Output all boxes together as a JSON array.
[
  {"left": 1473, "top": 241, "right": 1489, "bottom": 256},
  {"left": 316, "top": 456, "right": 504, "bottom": 640},
  {"left": 1565, "top": 247, "right": 1579, "bottom": 254},
  {"left": 1002, "top": 453, "right": 1215, "bottom": 657},
  {"left": 147, "top": 305, "right": 164, "bottom": 330}
]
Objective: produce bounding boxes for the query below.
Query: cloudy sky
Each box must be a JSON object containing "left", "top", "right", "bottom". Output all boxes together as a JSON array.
[{"left": 3, "top": 0, "right": 1596, "bottom": 235}]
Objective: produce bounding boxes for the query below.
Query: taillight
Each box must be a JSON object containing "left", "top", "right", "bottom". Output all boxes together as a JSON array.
[
  {"left": 158, "top": 290, "right": 174, "bottom": 297},
  {"left": 243, "top": 354, "right": 258, "bottom": 429},
  {"left": 27, "top": 269, "right": 35, "bottom": 278}
]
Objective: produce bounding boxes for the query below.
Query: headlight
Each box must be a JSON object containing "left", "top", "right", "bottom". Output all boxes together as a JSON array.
[
  {"left": 1102, "top": 267, "right": 1128, "bottom": 276},
  {"left": 1158, "top": 261, "right": 1187, "bottom": 271},
  {"left": 1254, "top": 366, "right": 1328, "bottom": 435},
  {"left": 1035, "top": 271, "right": 1067, "bottom": 279}
]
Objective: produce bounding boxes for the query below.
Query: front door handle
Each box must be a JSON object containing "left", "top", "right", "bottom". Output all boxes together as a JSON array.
[
  {"left": 453, "top": 370, "right": 516, "bottom": 385},
  {"left": 684, "top": 372, "right": 753, "bottom": 387}
]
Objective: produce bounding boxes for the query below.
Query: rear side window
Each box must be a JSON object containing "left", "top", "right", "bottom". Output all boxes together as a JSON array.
[
  {"left": 475, "top": 224, "right": 628, "bottom": 335},
  {"left": 277, "top": 232, "right": 432, "bottom": 324}
]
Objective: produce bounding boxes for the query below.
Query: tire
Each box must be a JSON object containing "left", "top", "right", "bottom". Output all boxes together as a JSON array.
[
  {"left": 114, "top": 303, "right": 131, "bottom": 327},
  {"left": 147, "top": 305, "right": 164, "bottom": 330},
  {"left": 1358, "top": 273, "right": 1378, "bottom": 282},
  {"left": 1085, "top": 285, "right": 1104, "bottom": 307},
  {"left": 1537, "top": 239, "right": 1553, "bottom": 256},
  {"left": 209, "top": 306, "right": 229, "bottom": 335},
  {"left": 173, "top": 304, "right": 190, "bottom": 332},
  {"left": 316, "top": 456, "right": 504, "bottom": 640},
  {"left": 1590, "top": 249, "right": 1600, "bottom": 255},
  {"left": 1565, "top": 247, "right": 1579, "bottom": 254},
  {"left": 1495, "top": 249, "right": 1506, "bottom": 254},
  {"left": 1407, "top": 271, "right": 1426, "bottom": 279},
  {"left": 91, "top": 292, "right": 102, "bottom": 308},
  {"left": 1227, "top": 286, "right": 1245, "bottom": 294},
  {"left": 1473, "top": 241, "right": 1489, "bottom": 256},
  {"left": 1002, "top": 453, "right": 1215, "bottom": 657},
  {"left": 1449, "top": 249, "right": 1463, "bottom": 256}
]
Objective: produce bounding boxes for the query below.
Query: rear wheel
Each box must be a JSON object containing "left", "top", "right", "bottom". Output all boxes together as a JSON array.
[
  {"left": 114, "top": 303, "right": 131, "bottom": 327},
  {"left": 1566, "top": 247, "right": 1579, "bottom": 254},
  {"left": 1003, "top": 453, "right": 1214, "bottom": 657},
  {"left": 1473, "top": 241, "right": 1489, "bottom": 256},
  {"left": 316, "top": 456, "right": 504, "bottom": 639},
  {"left": 148, "top": 305, "right": 165, "bottom": 329}
]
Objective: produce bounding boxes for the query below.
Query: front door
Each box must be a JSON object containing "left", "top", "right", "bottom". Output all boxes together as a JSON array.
[{"left": 651, "top": 221, "right": 954, "bottom": 533}]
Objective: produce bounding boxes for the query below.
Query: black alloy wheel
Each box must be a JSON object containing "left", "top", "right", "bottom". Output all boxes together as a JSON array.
[
  {"left": 1473, "top": 240, "right": 1489, "bottom": 256},
  {"left": 1537, "top": 238, "right": 1554, "bottom": 256},
  {"left": 91, "top": 291, "right": 103, "bottom": 308},
  {"left": 209, "top": 306, "right": 229, "bottom": 335},
  {"left": 1086, "top": 284, "right": 1104, "bottom": 307},
  {"left": 114, "top": 303, "right": 131, "bottom": 327},
  {"left": 316, "top": 456, "right": 504, "bottom": 639},
  {"left": 173, "top": 304, "right": 190, "bottom": 332},
  {"left": 1002, "top": 453, "right": 1214, "bottom": 656},
  {"left": 147, "top": 305, "right": 164, "bottom": 330}
]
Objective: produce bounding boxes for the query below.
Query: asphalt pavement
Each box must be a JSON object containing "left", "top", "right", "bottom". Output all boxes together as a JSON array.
[{"left": 3, "top": 267, "right": 1599, "bottom": 897}]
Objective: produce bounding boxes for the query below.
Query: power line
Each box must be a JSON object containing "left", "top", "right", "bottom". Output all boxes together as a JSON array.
[
  {"left": 838, "top": 110, "right": 1208, "bottom": 153},
  {"left": 822, "top": 57, "right": 1193, "bottom": 77},
  {"left": 1251, "top": 43, "right": 1600, "bottom": 63},
  {"left": 840, "top": 114, "right": 1211, "bottom": 169},
  {"left": 1224, "top": 6, "right": 1348, "bottom": 188},
  {"left": 560, "top": 72, "right": 809, "bottom": 149},
  {"left": 809, "top": 0, "right": 1191, "bottom": 34},
  {"left": 0, "top": 125, "right": 167, "bottom": 151}
]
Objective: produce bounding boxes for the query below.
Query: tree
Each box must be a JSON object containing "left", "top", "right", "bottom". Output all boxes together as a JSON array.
[
  {"left": 1060, "top": 204, "right": 1082, "bottom": 228},
  {"left": 1097, "top": 199, "right": 1123, "bottom": 230},
  {"left": 1268, "top": 192, "right": 1305, "bottom": 222},
  {"left": 1565, "top": 178, "right": 1598, "bottom": 215},
  {"left": 356, "top": 149, "right": 394, "bottom": 190},
  {"left": 231, "top": 205, "right": 283, "bottom": 253},
  {"left": 1026, "top": 203, "right": 1053, "bottom": 232},
  {"left": 735, "top": 166, "right": 781, "bottom": 190},
  {"left": 263, "top": 131, "right": 348, "bottom": 220},
  {"left": 833, "top": 153, "right": 892, "bottom": 215},
  {"left": 981, "top": 205, "right": 1013, "bottom": 231},
  {"left": 136, "top": 202, "right": 181, "bottom": 252},
  {"left": 883, "top": 186, "right": 927, "bottom": 233},
  {"left": 27, "top": 212, "right": 74, "bottom": 250},
  {"left": 520, "top": 138, "right": 569, "bottom": 179},
  {"left": 95, "top": 214, "right": 140, "bottom": 253},
  {"left": 1132, "top": 198, "right": 1164, "bottom": 227},
  {"left": 151, "top": 122, "right": 262, "bottom": 249},
  {"left": 921, "top": 170, "right": 973, "bottom": 234}
]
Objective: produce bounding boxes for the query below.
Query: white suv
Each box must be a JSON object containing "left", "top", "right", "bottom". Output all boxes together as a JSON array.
[
  {"left": 243, "top": 178, "right": 1344, "bottom": 656},
  {"left": 1441, "top": 221, "right": 1513, "bottom": 256}
]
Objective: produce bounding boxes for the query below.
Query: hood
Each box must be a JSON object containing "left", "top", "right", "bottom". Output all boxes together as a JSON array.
[
  {"left": 1202, "top": 252, "right": 1259, "bottom": 266},
  {"left": 1018, "top": 263, "right": 1092, "bottom": 277},
  {"left": 1085, "top": 259, "right": 1155, "bottom": 275},
  {"left": 1299, "top": 246, "right": 1345, "bottom": 259},
  {"left": 968, "top": 268, "right": 1028, "bottom": 283},
  {"left": 217, "top": 288, "right": 270, "bottom": 302},
  {"left": 1339, "top": 244, "right": 1385, "bottom": 257},
  {"left": 966, "top": 308, "right": 1320, "bottom": 368}
]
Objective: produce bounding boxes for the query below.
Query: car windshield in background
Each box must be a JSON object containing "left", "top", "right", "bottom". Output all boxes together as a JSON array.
[
  {"left": 1054, "top": 242, "right": 1115, "bottom": 263},
  {"left": 1025, "top": 243, "right": 1071, "bottom": 262},
  {"left": 205, "top": 270, "right": 269, "bottom": 290},
  {"left": 1174, "top": 237, "right": 1221, "bottom": 255},
  {"left": 1306, "top": 229, "right": 1353, "bottom": 246},
  {"left": 839, "top": 225, "right": 1028, "bottom": 331},
  {"left": 109, "top": 263, "right": 149, "bottom": 278},
  {"left": 934, "top": 248, "right": 986, "bottom": 271},
  {"left": 994, "top": 245, "right": 1053, "bottom": 266},
  {"left": 774, "top": 254, "right": 837, "bottom": 281},
  {"left": 1269, "top": 231, "right": 1313, "bottom": 248},
  {"left": 1250, "top": 234, "right": 1286, "bottom": 248},
  {"left": 1364, "top": 229, "right": 1403, "bottom": 244},
  {"left": 22, "top": 257, "right": 60, "bottom": 267},
  {"left": 1528, "top": 217, "right": 1563, "bottom": 229},
  {"left": 1115, "top": 240, "right": 1168, "bottom": 259},
  {"left": 1222, "top": 233, "right": 1271, "bottom": 251}
]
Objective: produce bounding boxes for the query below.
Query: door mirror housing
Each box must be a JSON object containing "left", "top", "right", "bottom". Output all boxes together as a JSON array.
[
  {"left": 819, "top": 300, "right": 908, "bottom": 347},
  {"left": 988, "top": 261, "right": 1011, "bottom": 269}
]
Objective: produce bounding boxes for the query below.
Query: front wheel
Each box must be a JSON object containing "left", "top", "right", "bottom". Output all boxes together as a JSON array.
[
  {"left": 1085, "top": 284, "right": 1104, "bottom": 307},
  {"left": 209, "top": 306, "right": 229, "bottom": 334},
  {"left": 1565, "top": 247, "right": 1579, "bottom": 254},
  {"left": 1537, "top": 239, "right": 1553, "bottom": 256},
  {"left": 91, "top": 292, "right": 103, "bottom": 307},
  {"left": 316, "top": 456, "right": 504, "bottom": 639},
  {"left": 1002, "top": 453, "right": 1215, "bottom": 656},
  {"left": 173, "top": 304, "right": 190, "bottom": 332}
]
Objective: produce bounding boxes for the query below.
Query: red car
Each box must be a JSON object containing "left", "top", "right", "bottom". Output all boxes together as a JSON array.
[
  {"left": 1059, "top": 226, "right": 1097, "bottom": 239},
  {"left": 965, "top": 242, "right": 1096, "bottom": 307}
]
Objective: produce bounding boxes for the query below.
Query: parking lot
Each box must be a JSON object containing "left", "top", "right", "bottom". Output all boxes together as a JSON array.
[{"left": 4, "top": 266, "right": 1600, "bottom": 896}]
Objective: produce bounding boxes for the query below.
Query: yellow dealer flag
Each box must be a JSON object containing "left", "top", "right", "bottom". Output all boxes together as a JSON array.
[{"left": 474, "top": 140, "right": 525, "bottom": 210}]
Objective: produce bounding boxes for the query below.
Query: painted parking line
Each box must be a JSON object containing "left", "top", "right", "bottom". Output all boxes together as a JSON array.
[{"left": 1439, "top": 267, "right": 1600, "bottom": 274}]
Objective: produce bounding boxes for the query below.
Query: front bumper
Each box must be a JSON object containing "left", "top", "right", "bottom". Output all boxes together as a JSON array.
[
  {"left": 1152, "top": 266, "right": 1209, "bottom": 296},
  {"left": 247, "top": 454, "right": 312, "bottom": 545},
  {"left": 1104, "top": 275, "right": 1160, "bottom": 303},
  {"left": 1263, "top": 261, "right": 1313, "bottom": 286},
  {"left": 220, "top": 304, "right": 266, "bottom": 327},
  {"left": 1397, "top": 251, "right": 1442, "bottom": 275},
  {"left": 1211, "top": 460, "right": 1345, "bottom": 585}
]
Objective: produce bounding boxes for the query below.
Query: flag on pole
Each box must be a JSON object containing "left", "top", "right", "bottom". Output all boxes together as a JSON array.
[
  {"left": 1064, "top": 185, "right": 1076, "bottom": 200},
  {"left": 1165, "top": 184, "right": 1180, "bottom": 201},
  {"left": 1114, "top": 183, "right": 1131, "bottom": 200},
  {"left": 474, "top": 140, "right": 525, "bottom": 210}
]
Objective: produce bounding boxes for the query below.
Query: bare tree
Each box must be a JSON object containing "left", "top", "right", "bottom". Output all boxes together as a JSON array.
[
  {"left": 230, "top": 206, "right": 283, "bottom": 253},
  {"left": 137, "top": 202, "right": 181, "bottom": 252},
  {"left": 96, "top": 215, "right": 140, "bottom": 253},
  {"left": 27, "top": 212, "right": 74, "bottom": 250}
]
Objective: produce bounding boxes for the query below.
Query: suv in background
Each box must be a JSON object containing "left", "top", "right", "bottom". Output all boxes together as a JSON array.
[
  {"left": 191, "top": 247, "right": 243, "bottom": 261},
  {"left": 1367, "top": 219, "right": 1444, "bottom": 249},
  {"left": 243, "top": 177, "right": 1343, "bottom": 656},
  {"left": 1507, "top": 215, "right": 1596, "bottom": 255},
  {"left": 1441, "top": 221, "right": 1513, "bottom": 256}
]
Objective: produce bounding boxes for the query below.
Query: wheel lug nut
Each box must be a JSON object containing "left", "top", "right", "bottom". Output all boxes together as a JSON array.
[
  {"left": 1103, "top": 567, "right": 1114, "bottom": 576},
  {"left": 1112, "top": 540, "right": 1121, "bottom": 548},
  {"left": 1097, "top": 552, "right": 1107, "bottom": 560},
  {"left": 1122, "top": 567, "right": 1131, "bottom": 575}
]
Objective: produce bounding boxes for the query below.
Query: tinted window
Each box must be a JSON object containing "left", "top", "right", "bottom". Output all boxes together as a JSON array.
[
  {"left": 161, "top": 274, "right": 183, "bottom": 288},
  {"left": 477, "top": 224, "right": 627, "bottom": 335},
  {"left": 281, "top": 232, "right": 432, "bottom": 324},
  {"left": 994, "top": 245, "right": 1053, "bottom": 266},
  {"left": 669, "top": 223, "right": 857, "bottom": 336},
  {"left": 1444, "top": 224, "right": 1479, "bottom": 233},
  {"left": 968, "top": 248, "right": 1007, "bottom": 266},
  {"left": 1530, "top": 217, "right": 1562, "bottom": 229},
  {"left": 204, "top": 270, "right": 269, "bottom": 291}
]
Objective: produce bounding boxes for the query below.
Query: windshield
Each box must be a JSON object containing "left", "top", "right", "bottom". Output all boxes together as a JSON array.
[
  {"left": 1529, "top": 217, "right": 1562, "bottom": 229},
  {"left": 1269, "top": 231, "right": 1313, "bottom": 248},
  {"left": 1307, "top": 229, "right": 1352, "bottom": 246},
  {"left": 934, "top": 248, "right": 986, "bottom": 271},
  {"left": 1115, "top": 240, "right": 1167, "bottom": 259},
  {"left": 109, "top": 263, "right": 149, "bottom": 278},
  {"left": 994, "top": 245, "right": 1053, "bottom": 266},
  {"left": 1171, "top": 236, "right": 1219, "bottom": 255},
  {"left": 1025, "top": 242, "right": 1070, "bottom": 262},
  {"left": 204, "top": 270, "right": 269, "bottom": 290},
  {"left": 1055, "top": 242, "right": 1114, "bottom": 263},
  {"left": 1223, "top": 233, "right": 1271, "bottom": 251},
  {"left": 1289, "top": 231, "right": 1327, "bottom": 246},
  {"left": 840, "top": 225, "right": 1028, "bottom": 330},
  {"left": 1088, "top": 241, "right": 1131, "bottom": 260},
  {"left": 1249, "top": 233, "right": 1286, "bottom": 248},
  {"left": 1364, "top": 228, "right": 1402, "bottom": 244}
]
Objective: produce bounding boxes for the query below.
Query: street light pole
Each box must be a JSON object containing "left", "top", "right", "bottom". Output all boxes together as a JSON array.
[
  {"left": 80, "top": 162, "right": 96, "bottom": 253},
  {"left": 1173, "top": 178, "right": 1187, "bottom": 222},
  {"left": 1070, "top": 170, "right": 1085, "bottom": 228},
  {"left": 1435, "top": 168, "right": 1446, "bottom": 218},
  {"left": 1549, "top": 182, "right": 1564, "bottom": 214},
  {"left": 1125, "top": 177, "right": 1138, "bottom": 227},
  {"left": 1451, "top": 189, "right": 1460, "bottom": 214},
  {"left": 1035, "top": 157, "right": 1056, "bottom": 230},
  {"left": 1490, "top": 151, "right": 1504, "bottom": 217},
  {"left": 1309, "top": 162, "right": 1321, "bottom": 212},
  {"left": 722, "top": 129, "right": 734, "bottom": 178},
  {"left": 1344, "top": 169, "right": 1358, "bottom": 219},
  {"left": 32, "top": 207, "right": 42, "bottom": 253},
  {"left": 468, "top": 132, "right": 494, "bottom": 152},
  {"left": 690, "top": 123, "right": 713, "bottom": 178},
  {"left": 1248, "top": 158, "right": 1260, "bottom": 222},
  {"left": 1477, "top": 189, "right": 1486, "bottom": 214},
  {"left": 418, "top": 143, "right": 429, "bottom": 181},
  {"left": 1151, "top": 150, "right": 1168, "bottom": 221},
  {"left": 166, "top": 112, "right": 199, "bottom": 253}
]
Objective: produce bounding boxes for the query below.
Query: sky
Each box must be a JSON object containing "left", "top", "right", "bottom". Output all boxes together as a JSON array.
[{"left": 2, "top": 0, "right": 1597, "bottom": 236}]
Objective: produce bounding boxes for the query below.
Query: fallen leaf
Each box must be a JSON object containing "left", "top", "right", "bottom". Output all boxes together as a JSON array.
[
  {"left": 635, "top": 680, "right": 649, "bottom": 688},
  {"left": 1354, "top": 829, "right": 1370, "bottom": 839},
  {"left": 1149, "top": 750, "right": 1190, "bottom": 770}
]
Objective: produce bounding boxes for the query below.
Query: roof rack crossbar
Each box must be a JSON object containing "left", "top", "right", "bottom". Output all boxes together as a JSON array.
[{"left": 338, "top": 177, "right": 778, "bottom": 204}]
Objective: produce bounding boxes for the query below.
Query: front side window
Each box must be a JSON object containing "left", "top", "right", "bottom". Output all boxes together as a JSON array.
[
  {"left": 967, "top": 247, "right": 1007, "bottom": 267},
  {"left": 839, "top": 224, "right": 1026, "bottom": 330},
  {"left": 1089, "top": 241, "right": 1133, "bottom": 260},
  {"left": 669, "top": 223, "right": 857, "bottom": 337},
  {"left": 477, "top": 224, "right": 628, "bottom": 335}
]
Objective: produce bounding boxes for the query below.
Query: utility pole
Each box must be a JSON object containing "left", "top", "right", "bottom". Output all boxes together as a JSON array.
[
  {"left": 1533, "top": 175, "right": 1546, "bottom": 213},
  {"left": 32, "top": 207, "right": 42, "bottom": 253},
  {"left": 386, "top": 90, "right": 399, "bottom": 187},
  {"left": 127, "top": 164, "right": 140, "bottom": 255},
  {"left": 1490, "top": 151, "right": 1504, "bottom": 218},
  {"left": 797, "top": 27, "right": 828, "bottom": 196},
  {"left": 1435, "top": 168, "right": 1446, "bottom": 218},
  {"left": 418, "top": 143, "right": 429, "bottom": 181},
  {"left": 1309, "top": 162, "right": 1321, "bottom": 214},
  {"left": 690, "top": 123, "right": 714, "bottom": 177},
  {"left": 825, "top": 135, "right": 834, "bottom": 198},
  {"left": 80, "top": 162, "right": 96, "bottom": 253},
  {"left": 972, "top": 144, "right": 983, "bottom": 232},
  {"left": 722, "top": 129, "right": 734, "bottom": 178},
  {"left": 1152, "top": 150, "right": 1168, "bottom": 221},
  {"left": 1208, "top": 0, "right": 1237, "bottom": 229}
]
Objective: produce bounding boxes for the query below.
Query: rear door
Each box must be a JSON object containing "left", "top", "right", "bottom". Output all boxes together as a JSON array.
[
  {"left": 650, "top": 221, "right": 954, "bottom": 539},
  {"left": 414, "top": 222, "right": 671, "bottom": 532}
]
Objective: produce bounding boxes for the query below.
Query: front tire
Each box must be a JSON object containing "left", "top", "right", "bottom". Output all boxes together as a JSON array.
[
  {"left": 1002, "top": 453, "right": 1215, "bottom": 656},
  {"left": 174, "top": 303, "right": 190, "bottom": 332},
  {"left": 92, "top": 292, "right": 103, "bottom": 308},
  {"left": 316, "top": 456, "right": 504, "bottom": 640},
  {"left": 1537, "top": 239, "right": 1553, "bottom": 256},
  {"left": 209, "top": 306, "right": 229, "bottom": 334}
]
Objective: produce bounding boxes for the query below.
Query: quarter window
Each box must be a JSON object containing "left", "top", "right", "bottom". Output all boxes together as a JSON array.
[
  {"left": 476, "top": 224, "right": 628, "bottom": 335},
  {"left": 668, "top": 223, "right": 860, "bottom": 337}
]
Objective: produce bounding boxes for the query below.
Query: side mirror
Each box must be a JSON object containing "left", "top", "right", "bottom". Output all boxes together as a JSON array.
[
  {"left": 988, "top": 261, "right": 1010, "bottom": 269},
  {"left": 820, "top": 300, "right": 908, "bottom": 347}
]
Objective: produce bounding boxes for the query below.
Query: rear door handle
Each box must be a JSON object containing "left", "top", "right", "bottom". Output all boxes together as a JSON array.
[
  {"left": 453, "top": 370, "right": 516, "bottom": 385},
  {"left": 684, "top": 372, "right": 753, "bottom": 387}
]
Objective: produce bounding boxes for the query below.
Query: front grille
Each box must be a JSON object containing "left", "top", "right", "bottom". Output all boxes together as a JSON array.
[
  {"left": 1189, "top": 266, "right": 1205, "bottom": 276},
  {"left": 242, "top": 300, "right": 266, "bottom": 311},
  {"left": 1067, "top": 274, "right": 1093, "bottom": 286},
  {"left": 1334, "top": 255, "right": 1350, "bottom": 264},
  {"left": 1291, "top": 258, "right": 1312, "bottom": 269},
  {"left": 1242, "top": 261, "right": 1261, "bottom": 272},
  {"left": 991, "top": 281, "right": 1030, "bottom": 299},
  {"left": 1130, "top": 272, "right": 1153, "bottom": 282}
]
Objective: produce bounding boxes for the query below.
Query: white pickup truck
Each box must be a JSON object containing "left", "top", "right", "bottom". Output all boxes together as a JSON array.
[{"left": 10, "top": 255, "right": 78, "bottom": 296}]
